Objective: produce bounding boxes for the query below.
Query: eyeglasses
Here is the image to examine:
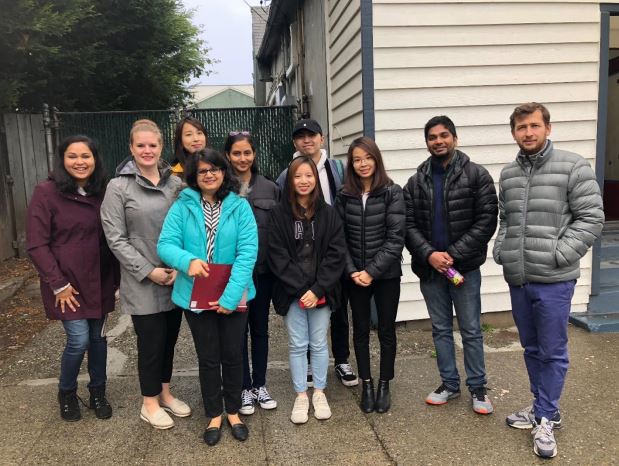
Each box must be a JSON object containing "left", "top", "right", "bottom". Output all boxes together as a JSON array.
[
  {"left": 229, "top": 131, "right": 251, "bottom": 137},
  {"left": 197, "top": 167, "right": 222, "bottom": 176}
]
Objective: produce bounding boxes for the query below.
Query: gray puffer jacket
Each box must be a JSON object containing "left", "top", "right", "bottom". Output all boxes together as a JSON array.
[
  {"left": 101, "top": 157, "right": 182, "bottom": 315},
  {"left": 493, "top": 141, "right": 604, "bottom": 286}
]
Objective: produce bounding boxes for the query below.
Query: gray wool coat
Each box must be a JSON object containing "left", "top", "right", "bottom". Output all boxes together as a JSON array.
[
  {"left": 493, "top": 141, "right": 604, "bottom": 286},
  {"left": 101, "top": 158, "right": 182, "bottom": 315}
]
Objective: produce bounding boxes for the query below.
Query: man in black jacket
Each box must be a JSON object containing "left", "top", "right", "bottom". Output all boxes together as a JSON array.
[{"left": 403, "top": 116, "right": 498, "bottom": 415}]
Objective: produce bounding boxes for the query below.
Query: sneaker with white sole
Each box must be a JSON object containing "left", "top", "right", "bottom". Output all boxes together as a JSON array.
[
  {"left": 239, "top": 389, "right": 255, "bottom": 415},
  {"left": 290, "top": 395, "right": 309, "bottom": 424},
  {"left": 253, "top": 386, "right": 277, "bottom": 410},
  {"left": 307, "top": 365, "right": 314, "bottom": 388},
  {"left": 471, "top": 387, "right": 493, "bottom": 414},
  {"left": 312, "top": 391, "right": 332, "bottom": 420},
  {"left": 532, "top": 417, "right": 557, "bottom": 458},
  {"left": 425, "top": 383, "right": 461, "bottom": 405},
  {"left": 334, "top": 363, "right": 359, "bottom": 387},
  {"left": 506, "top": 405, "right": 562, "bottom": 430}
]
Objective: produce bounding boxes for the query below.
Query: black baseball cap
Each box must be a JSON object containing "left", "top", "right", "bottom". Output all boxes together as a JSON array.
[{"left": 292, "top": 119, "right": 323, "bottom": 137}]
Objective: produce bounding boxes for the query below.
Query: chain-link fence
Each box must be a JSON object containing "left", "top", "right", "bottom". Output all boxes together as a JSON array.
[{"left": 54, "top": 106, "right": 296, "bottom": 180}]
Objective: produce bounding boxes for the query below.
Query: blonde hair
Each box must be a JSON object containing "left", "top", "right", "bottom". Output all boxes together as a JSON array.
[{"left": 129, "top": 119, "right": 163, "bottom": 145}]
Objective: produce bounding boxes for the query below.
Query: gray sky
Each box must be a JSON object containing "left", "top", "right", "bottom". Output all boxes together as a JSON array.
[{"left": 183, "top": 0, "right": 266, "bottom": 85}]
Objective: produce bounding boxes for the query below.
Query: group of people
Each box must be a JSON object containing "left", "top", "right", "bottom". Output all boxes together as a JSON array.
[{"left": 25, "top": 102, "right": 604, "bottom": 459}]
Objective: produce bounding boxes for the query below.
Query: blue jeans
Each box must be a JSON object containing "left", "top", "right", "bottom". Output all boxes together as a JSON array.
[
  {"left": 284, "top": 301, "right": 331, "bottom": 392},
  {"left": 59, "top": 318, "right": 107, "bottom": 391},
  {"left": 420, "top": 269, "right": 486, "bottom": 392},
  {"left": 509, "top": 280, "right": 575, "bottom": 421}
]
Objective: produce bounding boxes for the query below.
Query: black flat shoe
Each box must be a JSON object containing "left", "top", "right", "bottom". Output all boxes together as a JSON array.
[
  {"left": 203, "top": 426, "right": 221, "bottom": 446},
  {"left": 227, "top": 418, "right": 249, "bottom": 441}
]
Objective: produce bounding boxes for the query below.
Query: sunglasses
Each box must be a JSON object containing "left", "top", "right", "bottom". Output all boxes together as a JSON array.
[{"left": 229, "top": 130, "right": 251, "bottom": 137}]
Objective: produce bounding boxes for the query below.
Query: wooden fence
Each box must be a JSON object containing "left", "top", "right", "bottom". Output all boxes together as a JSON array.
[{"left": 0, "top": 113, "right": 49, "bottom": 260}]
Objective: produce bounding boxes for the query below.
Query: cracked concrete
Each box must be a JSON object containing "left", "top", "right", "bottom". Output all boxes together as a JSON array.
[{"left": 1, "top": 307, "right": 618, "bottom": 465}]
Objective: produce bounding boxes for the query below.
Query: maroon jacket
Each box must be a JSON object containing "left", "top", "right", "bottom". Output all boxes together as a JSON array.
[{"left": 26, "top": 179, "right": 118, "bottom": 320}]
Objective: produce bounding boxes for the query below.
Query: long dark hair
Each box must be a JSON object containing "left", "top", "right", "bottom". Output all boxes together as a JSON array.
[
  {"left": 287, "top": 156, "right": 322, "bottom": 220},
  {"left": 223, "top": 131, "right": 259, "bottom": 175},
  {"left": 173, "top": 116, "right": 209, "bottom": 167},
  {"left": 53, "top": 135, "right": 107, "bottom": 195},
  {"left": 343, "top": 137, "right": 391, "bottom": 196},
  {"left": 185, "top": 148, "right": 239, "bottom": 202}
]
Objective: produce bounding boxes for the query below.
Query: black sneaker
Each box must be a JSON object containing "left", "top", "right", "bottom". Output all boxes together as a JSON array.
[
  {"left": 58, "top": 389, "right": 81, "bottom": 422},
  {"left": 307, "top": 365, "right": 314, "bottom": 388},
  {"left": 334, "top": 363, "right": 359, "bottom": 387},
  {"left": 89, "top": 386, "right": 113, "bottom": 419}
]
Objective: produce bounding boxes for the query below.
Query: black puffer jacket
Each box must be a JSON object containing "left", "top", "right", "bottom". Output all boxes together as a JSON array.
[
  {"left": 267, "top": 199, "right": 346, "bottom": 316},
  {"left": 244, "top": 174, "right": 279, "bottom": 275},
  {"left": 335, "top": 183, "right": 405, "bottom": 280},
  {"left": 403, "top": 151, "right": 498, "bottom": 280}
]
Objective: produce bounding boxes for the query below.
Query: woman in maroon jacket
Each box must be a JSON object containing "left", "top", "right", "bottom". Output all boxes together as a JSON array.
[{"left": 26, "top": 135, "right": 118, "bottom": 422}]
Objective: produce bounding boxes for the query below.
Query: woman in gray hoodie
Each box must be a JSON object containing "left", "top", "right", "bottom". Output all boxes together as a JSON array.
[{"left": 101, "top": 119, "right": 190, "bottom": 430}]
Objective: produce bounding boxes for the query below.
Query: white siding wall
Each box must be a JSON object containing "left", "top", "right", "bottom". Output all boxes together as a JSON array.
[
  {"left": 372, "top": 0, "right": 602, "bottom": 321},
  {"left": 326, "top": 0, "right": 364, "bottom": 158}
]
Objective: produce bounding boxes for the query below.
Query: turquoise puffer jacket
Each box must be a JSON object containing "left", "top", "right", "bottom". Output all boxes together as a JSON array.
[{"left": 157, "top": 188, "right": 258, "bottom": 311}]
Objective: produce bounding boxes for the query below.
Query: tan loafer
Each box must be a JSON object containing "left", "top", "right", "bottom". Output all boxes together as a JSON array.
[
  {"left": 140, "top": 405, "right": 174, "bottom": 429},
  {"left": 160, "top": 398, "right": 192, "bottom": 417}
]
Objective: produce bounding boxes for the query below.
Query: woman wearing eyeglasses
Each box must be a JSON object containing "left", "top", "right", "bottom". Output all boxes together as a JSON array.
[
  {"left": 157, "top": 148, "right": 258, "bottom": 446},
  {"left": 171, "top": 116, "right": 209, "bottom": 177},
  {"left": 101, "top": 119, "right": 189, "bottom": 430},
  {"left": 223, "top": 131, "right": 280, "bottom": 416},
  {"left": 334, "top": 137, "right": 405, "bottom": 414}
]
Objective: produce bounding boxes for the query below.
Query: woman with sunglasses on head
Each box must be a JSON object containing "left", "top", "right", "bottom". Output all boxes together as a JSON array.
[
  {"left": 334, "top": 137, "right": 405, "bottom": 414},
  {"left": 171, "top": 116, "right": 209, "bottom": 177},
  {"left": 223, "top": 131, "right": 280, "bottom": 416},
  {"left": 158, "top": 149, "right": 258, "bottom": 446},
  {"left": 267, "top": 156, "right": 346, "bottom": 424},
  {"left": 101, "top": 119, "right": 190, "bottom": 430},
  {"left": 27, "top": 135, "right": 118, "bottom": 422}
]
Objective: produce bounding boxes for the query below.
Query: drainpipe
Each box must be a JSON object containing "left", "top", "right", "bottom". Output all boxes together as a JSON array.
[
  {"left": 297, "top": 6, "right": 309, "bottom": 118},
  {"left": 42, "top": 104, "right": 55, "bottom": 171}
]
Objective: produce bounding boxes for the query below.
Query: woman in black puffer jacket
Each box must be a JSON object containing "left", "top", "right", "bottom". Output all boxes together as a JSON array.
[{"left": 334, "top": 137, "right": 405, "bottom": 414}]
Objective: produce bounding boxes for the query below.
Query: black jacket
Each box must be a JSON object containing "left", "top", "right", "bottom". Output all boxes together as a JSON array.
[
  {"left": 403, "top": 151, "right": 498, "bottom": 280},
  {"left": 245, "top": 174, "right": 279, "bottom": 275},
  {"left": 267, "top": 199, "right": 346, "bottom": 316},
  {"left": 334, "top": 183, "right": 405, "bottom": 280}
]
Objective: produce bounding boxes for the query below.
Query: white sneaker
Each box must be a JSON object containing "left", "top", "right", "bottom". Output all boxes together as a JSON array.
[
  {"left": 254, "top": 386, "right": 277, "bottom": 410},
  {"left": 290, "top": 395, "right": 309, "bottom": 424},
  {"left": 312, "top": 391, "right": 332, "bottom": 420},
  {"left": 239, "top": 389, "right": 255, "bottom": 415}
]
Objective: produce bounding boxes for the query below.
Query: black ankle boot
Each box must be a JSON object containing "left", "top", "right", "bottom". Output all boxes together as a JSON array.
[
  {"left": 360, "top": 379, "right": 375, "bottom": 413},
  {"left": 89, "top": 385, "right": 113, "bottom": 419},
  {"left": 375, "top": 380, "right": 391, "bottom": 413},
  {"left": 58, "top": 389, "right": 81, "bottom": 422}
]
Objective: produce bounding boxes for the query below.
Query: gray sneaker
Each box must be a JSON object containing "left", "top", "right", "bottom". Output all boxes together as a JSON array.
[
  {"left": 532, "top": 417, "right": 557, "bottom": 458},
  {"left": 425, "top": 383, "right": 460, "bottom": 405},
  {"left": 507, "top": 405, "right": 563, "bottom": 430},
  {"left": 471, "top": 387, "right": 493, "bottom": 414}
]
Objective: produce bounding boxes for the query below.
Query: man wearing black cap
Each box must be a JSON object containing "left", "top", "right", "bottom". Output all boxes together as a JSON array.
[{"left": 276, "top": 119, "right": 358, "bottom": 388}]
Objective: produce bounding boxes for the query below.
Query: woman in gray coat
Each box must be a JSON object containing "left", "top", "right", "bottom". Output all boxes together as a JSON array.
[{"left": 101, "top": 119, "right": 190, "bottom": 430}]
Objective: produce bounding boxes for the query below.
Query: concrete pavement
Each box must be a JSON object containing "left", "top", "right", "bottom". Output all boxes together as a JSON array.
[{"left": 0, "top": 308, "right": 618, "bottom": 465}]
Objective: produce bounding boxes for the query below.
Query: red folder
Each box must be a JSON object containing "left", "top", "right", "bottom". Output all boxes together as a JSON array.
[
  {"left": 189, "top": 264, "right": 248, "bottom": 312},
  {"left": 299, "top": 296, "right": 327, "bottom": 309}
]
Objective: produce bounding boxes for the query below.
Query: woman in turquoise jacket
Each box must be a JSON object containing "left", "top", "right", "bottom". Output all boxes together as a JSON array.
[{"left": 158, "top": 149, "right": 258, "bottom": 446}]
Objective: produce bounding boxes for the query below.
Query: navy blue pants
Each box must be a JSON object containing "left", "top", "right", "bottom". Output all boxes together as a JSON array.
[{"left": 509, "top": 280, "right": 576, "bottom": 420}]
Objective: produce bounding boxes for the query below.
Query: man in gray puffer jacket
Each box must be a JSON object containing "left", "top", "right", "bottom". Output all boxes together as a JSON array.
[{"left": 493, "top": 102, "right": 604, "bottom": 459}]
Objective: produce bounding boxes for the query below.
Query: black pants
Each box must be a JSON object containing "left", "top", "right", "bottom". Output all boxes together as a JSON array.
[
  {"left": 131, "top": 308, "right": 182, "bottom": 397},
  {"left": 242, "top": 272, "right": 273, "bottom": 389},
  {"left": 307, "top": 280, "right": 350, "bottom": 365},
  {"left": 347, "top": 278, "right": 400, "bottom": 381},
  {"left": 185, "top": 309, "right": 248, "bottom": 418}
]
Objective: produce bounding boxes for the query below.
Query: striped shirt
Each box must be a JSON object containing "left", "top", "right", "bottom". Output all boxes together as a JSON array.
[{"left": 201, "top": 197, "right": 221, "bottom": 262}]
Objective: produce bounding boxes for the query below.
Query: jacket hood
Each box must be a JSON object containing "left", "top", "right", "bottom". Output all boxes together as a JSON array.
[{"left": 115, "top": 156, "right": 173, "bottom": 179}]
